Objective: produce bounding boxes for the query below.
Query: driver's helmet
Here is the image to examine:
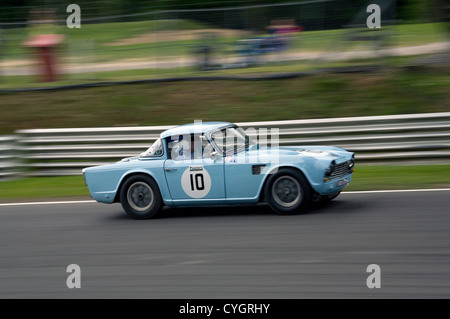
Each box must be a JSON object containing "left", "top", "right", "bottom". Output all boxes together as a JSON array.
[{"left": 171, "top": 135, "right": 190, "bottom": 159}]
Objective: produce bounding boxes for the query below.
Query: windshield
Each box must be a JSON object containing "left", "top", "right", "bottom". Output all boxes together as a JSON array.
[
  {"left": 211, "top": 126, "right": 256, "bottom": 155},
  {"left": 141, "top": 138, "right": 164, "bottom": 157}
]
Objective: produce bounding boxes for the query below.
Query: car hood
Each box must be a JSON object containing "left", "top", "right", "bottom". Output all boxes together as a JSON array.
[
  {"left": 284, "top": 146, "right": 351, "bottom": 159},
  {"left": 245, "top": 145, "right": 353, "bottom": 162}
]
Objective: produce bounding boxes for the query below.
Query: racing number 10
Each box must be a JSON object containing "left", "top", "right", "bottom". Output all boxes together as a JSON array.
[
  {"left": 190, "top": 173, "right": 205, "bottom": 191},
  {"left": 181, "top": 167, "right": 211, "bottom": 198}
]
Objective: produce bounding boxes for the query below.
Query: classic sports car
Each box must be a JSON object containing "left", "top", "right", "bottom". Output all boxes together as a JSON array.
[{"left": 83, "top": 122, "right": 354, "bottom": 219}]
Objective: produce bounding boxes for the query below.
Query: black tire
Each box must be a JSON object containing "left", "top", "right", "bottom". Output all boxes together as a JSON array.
[
  {"left": 264, "top": 168, "right": 312, "bottom": 215},
  {"left": 120, "top": 174, "right": 163, "bottom": 219}
]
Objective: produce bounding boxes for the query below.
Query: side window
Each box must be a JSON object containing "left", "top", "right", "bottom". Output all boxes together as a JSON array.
[
  {"left": 141, "top": 138, "right": 164, "bottom": 157},
  {"left": 166, "top": 134, "right": 216, "bottom": 161},
  {"left": 210, "top": 130, "right": 224, "bottom": 154},
  {"left": 211, "top": 127, "right": 247, "bottom": 155},
  {"left": 167, "top": 136, "right": 190, "bottom": 161},
  {"left": 201, "top": 135, "right": 216, "bottom": 159}
]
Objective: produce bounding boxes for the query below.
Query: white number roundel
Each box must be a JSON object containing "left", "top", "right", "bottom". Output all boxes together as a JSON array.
[{"left": 181, "top": 168, "right": 211, "bottom": 198}]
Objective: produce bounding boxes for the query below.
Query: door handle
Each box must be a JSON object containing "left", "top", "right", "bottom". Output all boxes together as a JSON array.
[{"left": 164, "top": 168, "right": 177, "bottom": 172}]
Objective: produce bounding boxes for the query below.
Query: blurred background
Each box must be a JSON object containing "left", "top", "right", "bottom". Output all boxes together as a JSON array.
[
  {"left": 0, "top": 0, "right": 449, "bottom": 196},
  {"left": 0, "top": 0, "right": 448, "bottom": 83}
]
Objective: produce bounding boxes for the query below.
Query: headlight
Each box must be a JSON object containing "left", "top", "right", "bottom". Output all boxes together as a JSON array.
[
  {"left": 82, "top": 168, "right": 87, "bottom": 186},
  {"left": 348, "top": 158, "right": 355, "bottom": 170},
  {"left": 325, "top": 160, "right": 336, "bottom": 176}
]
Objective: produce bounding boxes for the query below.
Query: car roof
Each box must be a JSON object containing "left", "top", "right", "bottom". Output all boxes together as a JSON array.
[{"left": 160, "top": 122, "right": 234, "bottom": 139}]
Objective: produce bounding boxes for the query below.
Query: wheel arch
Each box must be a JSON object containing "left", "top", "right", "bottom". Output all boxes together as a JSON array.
[
  {"left": 114, "top": 171, "right": 161, "bottom": 203},
  {"left": 258, "top": 165, "right": 312, "bottom": 202}
]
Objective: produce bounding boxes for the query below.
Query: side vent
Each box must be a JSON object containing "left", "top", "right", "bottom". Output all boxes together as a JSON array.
[{"left": 252, "top": 164, "right": 266, "bottom": 175}]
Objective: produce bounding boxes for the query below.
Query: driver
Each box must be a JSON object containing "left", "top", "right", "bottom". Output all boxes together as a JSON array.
[{"left": 172, "top": 135, "right": 204, "bottom": 161}]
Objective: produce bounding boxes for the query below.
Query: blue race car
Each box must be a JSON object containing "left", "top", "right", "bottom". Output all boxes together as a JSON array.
[{"left": 83, "top": 122, "right": 354, "bottom": 219}]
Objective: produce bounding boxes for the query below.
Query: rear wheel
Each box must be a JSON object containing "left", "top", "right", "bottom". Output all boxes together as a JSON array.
[
  {"left": 265, "top": 168, "right": 311, "bottom": 215},
  {"left": 120, "top": 175, "right": 162, "bottom": 219}
]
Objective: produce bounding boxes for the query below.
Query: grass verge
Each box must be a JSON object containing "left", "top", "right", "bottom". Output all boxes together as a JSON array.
[
  {"left": 1, "top": 69, "right": 449, "bottom": 135},
  {"left": 1, "top": 165, "right": 449, "bottom": 202}
]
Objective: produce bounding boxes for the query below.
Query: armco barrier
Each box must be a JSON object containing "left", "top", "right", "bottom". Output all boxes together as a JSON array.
[
  {"left": 0, "top": 136, "right": 19, "bottom": 179},
  {"left": 6, "top": 112, "right": 450, "bottom": 177}
]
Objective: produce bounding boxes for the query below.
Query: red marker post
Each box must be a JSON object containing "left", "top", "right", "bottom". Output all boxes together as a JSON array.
[{"left": 23, "top": 34, "right": 65, "bottom": 82}]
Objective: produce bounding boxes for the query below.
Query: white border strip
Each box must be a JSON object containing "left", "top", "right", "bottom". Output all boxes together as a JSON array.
[{"left": 1, "top": 189, "right": 450, "bottom": 206}]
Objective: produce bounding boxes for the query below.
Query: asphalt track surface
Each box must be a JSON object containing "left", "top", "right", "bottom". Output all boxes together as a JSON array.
[{"left": 0, "top": 190, "right": 449, "bottom": 298}]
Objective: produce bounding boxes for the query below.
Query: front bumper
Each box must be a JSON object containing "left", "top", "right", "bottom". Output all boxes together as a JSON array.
[{"left": 314, "top": 173, "right": 353, "bottom": 195}]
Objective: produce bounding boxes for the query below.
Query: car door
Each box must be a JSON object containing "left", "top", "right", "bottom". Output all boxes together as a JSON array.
[
  {"left": 210, "top": 126, "right": 268, "bottom": 202},
  {"left": 224, "top": 151, "right": 268, "bottom": 201},
  {"left": 163, "top": 134, "right": 225, "bottom": 204}
]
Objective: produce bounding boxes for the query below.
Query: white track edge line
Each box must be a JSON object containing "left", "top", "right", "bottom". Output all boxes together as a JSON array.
[
  {"left": 0, "top": 200, "right": 96, "bottom": 207},
  {"left": 343, "top": 188, "right": 450, "bottom": 194},
  {"left": 1, "top": 188, "right": 450, "bottom": 206}
]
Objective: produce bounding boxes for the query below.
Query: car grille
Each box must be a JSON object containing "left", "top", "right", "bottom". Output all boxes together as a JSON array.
[{"left": 329, "top": 161, "right": 352, "bottom": 180}]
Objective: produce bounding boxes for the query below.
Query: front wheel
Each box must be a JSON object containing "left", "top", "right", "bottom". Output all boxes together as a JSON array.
[
  {"left": 120, "top": 175, "right": 163, "bottom": 219},
  {"left": 264, "top": 169, "right": 312, "bottom": 215}
]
